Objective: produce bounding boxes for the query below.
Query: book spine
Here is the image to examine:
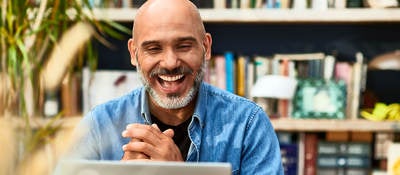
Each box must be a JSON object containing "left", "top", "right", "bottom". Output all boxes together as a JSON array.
[
  {"left": 225, "top": 52, "right": 235, "bottom": 93},
  {"left": 304, "top": 133, "right": 318, "bottom": 175},
  {"left": 278, "top": 59, "right": 289, "bottom": 117},
  {"left": 215, "top": 55, "right": 227, "bottom": 90},
  {"left": 349, "top": 52, "right": 363, "bottom": 119},
  {"left": 237, "top": 56, "right": 246, "bottom": 96}
]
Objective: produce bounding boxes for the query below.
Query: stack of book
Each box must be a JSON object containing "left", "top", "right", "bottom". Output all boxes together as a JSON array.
[
  {"left": 205, "top": 52, "right": 365, "bottom": 119},
  {"left": 317, "top": 141, "right": 371, "bottom": 174}
]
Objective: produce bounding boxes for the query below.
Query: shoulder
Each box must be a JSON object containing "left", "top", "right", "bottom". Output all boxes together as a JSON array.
[
  {"left": 87, "top": 87, "right": 143, "bottom": 124},
  {"left": 200, "top": 83, "right": 266, "bottom": 122},
  {"left": 202, "top": 83, "right": 261, "bottom": 110}
]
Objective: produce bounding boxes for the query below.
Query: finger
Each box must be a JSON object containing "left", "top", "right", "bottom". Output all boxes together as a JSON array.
[
  {"left": 122, "top": 159, "right": 153, "bottom": 162},
  {"left": 123, "top": 141, "right": 155, "bottom": 157},
  {"left": 151, "top": 123, "right": 160, "bottom": 131},
  {"left": 163, "top": 129, "right": 174, "bottom": 138},
  {"left": 123, "top": 124, "right": 164, "bottom": 144},
  {"left": 121, "top": 151, "right": 149, "bottom": 161}
]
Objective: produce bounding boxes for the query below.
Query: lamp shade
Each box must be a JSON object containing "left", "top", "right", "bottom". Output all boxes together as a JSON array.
[{"left": 251, "top": 75, "right": 298, "bottom": 99}]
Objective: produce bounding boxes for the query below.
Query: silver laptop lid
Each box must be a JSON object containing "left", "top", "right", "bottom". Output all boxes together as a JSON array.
[{"left": 55, "top": 160, "right": 232, "bottom": 175}]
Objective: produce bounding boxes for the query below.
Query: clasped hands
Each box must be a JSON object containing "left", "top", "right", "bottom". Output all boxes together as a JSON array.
[{"left": 121, "top": 123, "right": 183, "bottom": 162}]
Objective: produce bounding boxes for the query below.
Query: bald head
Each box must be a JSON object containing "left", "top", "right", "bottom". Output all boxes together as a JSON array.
[{"left": 132, "top": 0, "right": 205, "bottom": 40}]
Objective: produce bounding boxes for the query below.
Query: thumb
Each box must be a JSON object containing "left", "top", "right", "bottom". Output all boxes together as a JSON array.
[{"left": 163, "top": 129, "right": 174, "bottom": 138}]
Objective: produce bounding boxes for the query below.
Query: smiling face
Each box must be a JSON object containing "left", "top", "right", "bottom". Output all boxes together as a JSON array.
[{"left": 128, "top": 0, "right": 212, "bottom": 109}]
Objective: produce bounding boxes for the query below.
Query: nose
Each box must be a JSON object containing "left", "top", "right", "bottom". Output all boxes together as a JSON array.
[{"left": 160, "top": 49, "right": 180, "bottom": 70}]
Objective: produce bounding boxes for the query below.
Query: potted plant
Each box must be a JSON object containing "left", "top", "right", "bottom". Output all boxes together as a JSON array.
[{"left": 0, "top": 0, "right": 129, "bottom": 174}]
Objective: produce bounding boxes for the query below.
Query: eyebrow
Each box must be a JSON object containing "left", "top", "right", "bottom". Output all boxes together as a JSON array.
[
  {"left": 176, "top": 36, "right": 197, "bottom": 43},
  {"left": 140, "top": 36, "right": 198, "bottom": 48},
  {"left": 141, "top": 40, "right": 160, "bottom": 48}
]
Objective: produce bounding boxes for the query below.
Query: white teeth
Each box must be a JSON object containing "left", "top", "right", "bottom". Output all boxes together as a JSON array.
[{"left": 158, "top": 74, "right": 184, "bottom": 82}]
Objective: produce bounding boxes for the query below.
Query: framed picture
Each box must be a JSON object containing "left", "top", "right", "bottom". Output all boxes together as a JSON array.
[{"left": 292, "top": 79, "right": 346, "bottom": 119}]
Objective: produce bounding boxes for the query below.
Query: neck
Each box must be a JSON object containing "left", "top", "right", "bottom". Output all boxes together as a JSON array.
[{"left": 148, "top": 94, "right": 197, "bottom": 126}]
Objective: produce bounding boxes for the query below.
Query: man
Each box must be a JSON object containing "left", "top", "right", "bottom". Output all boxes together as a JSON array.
[{"left": 69, "top": 0, "right": 283, "bottom": 174}]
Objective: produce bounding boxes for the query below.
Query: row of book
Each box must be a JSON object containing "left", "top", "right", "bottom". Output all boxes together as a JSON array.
[
  {"left": 204, "top": 51, "right": 366, "bottom": 119},
  {"left": 57, "top": 50, "right": 365, "bottom": 120},
  {"left": 278, "top": 132, "right": 400, "bottom": 175},
  {"left": 85, "top": 0, "right": 399, "bottom": 9}
]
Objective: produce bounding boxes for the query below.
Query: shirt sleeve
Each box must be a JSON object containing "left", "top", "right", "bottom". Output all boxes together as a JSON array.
[
  {"left": 63, "top": 111, "right": 101, "bottom": 160},
  {"left": 240, "top": 106, "right": 284, "bottom": 175}
]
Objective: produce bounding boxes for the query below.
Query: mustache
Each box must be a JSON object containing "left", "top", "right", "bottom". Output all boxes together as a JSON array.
[{"left": 150, "top": 66, "right": 194, "bottom": 78}]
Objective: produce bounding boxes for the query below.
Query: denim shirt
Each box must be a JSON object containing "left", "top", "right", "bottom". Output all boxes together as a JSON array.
[{"left": 70, "top": 82, "right": 283, "bottom": 175}]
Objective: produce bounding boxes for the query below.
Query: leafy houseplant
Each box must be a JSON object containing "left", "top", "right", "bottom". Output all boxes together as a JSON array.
[{"left": 0, "top": 0, "right": 129, "bottom": 174}]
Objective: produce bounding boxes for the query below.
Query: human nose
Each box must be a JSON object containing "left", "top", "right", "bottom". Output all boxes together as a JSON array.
[{"left": 160, "top": 49, "right": 180, "bottom": 70}]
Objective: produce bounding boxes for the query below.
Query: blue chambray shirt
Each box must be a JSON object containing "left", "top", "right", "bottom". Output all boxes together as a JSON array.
[{"left": 70, "top": 82, "right": 283, "bottom": 175}]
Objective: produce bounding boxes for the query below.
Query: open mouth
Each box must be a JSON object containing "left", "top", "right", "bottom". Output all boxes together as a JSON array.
[
  {"left": 157, "top": 74, "right": 186, "bottom": 90},
  {"left": 158, "top": 74, "right": 184, "bottom": 82}
]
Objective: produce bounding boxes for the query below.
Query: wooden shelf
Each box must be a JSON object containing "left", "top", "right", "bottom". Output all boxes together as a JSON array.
[
  {"left": 92, "top": 8, "right": 400, "bottom": 23},
  {"left": 271, "top": 118, "right": 400, "bottom": 132},
  {"left": 4, "top": 116, "right": 399, "bottom": 132}
]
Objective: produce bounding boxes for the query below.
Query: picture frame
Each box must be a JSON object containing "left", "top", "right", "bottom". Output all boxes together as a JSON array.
[{"left": 292, "top": 78, "right": 346, "bottom": 119}]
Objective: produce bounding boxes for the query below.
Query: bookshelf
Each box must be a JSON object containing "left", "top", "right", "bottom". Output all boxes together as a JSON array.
[
  {"left": 92, "top": 7, "right": 399, "bottom": 127},
  {"left": 92, "top": 8, "right": 400, "bottom": 23},
  {"left": 89, "top": 7, "right": 399, "bottom": 174}
]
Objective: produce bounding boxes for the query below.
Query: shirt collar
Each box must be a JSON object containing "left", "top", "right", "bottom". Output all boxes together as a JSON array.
[
  {"left": 192, "top": 82, "right": 207, "bottom": 128},
  {"left": 140, "top": 87, "right": 152, "bottom": 125}
]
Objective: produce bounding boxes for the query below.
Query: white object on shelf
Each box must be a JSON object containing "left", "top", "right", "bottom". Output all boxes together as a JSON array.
[
  {"left": 82, "top": 68, "right": 142, "bottom": 114},
  {"left": 251, "top": 75, "right": 297, "bottom": 99}
]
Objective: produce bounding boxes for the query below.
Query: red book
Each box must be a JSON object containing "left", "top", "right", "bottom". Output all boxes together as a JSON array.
[{"left": 304, "top": 133, "right": 318, "bottom": 175}]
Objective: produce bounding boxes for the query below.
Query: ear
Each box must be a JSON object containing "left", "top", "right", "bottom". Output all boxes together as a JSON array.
[
  {"left": 203, "top": 33, "right": 212, "bottom": 61},
  {"left": 127, "top": 38, "right": 137, "bottom": 66}
]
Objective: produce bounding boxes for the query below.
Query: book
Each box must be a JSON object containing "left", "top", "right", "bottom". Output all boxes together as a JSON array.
[
  {"left": 213, "top": 0, "right": 226, "bottom": 8},
  {"left": 132, "top": 0, "right": 146, "bottom": 8},
  {"left": 215, "top": 55, "right": 227, "bottom": 90},
  {"left": 374, "top": 133, "right": 394, "bottom": 159},
  {"left": 280, "top": 0, "right": 291, "bottom": 8},
  {"left": 240, "top": 0, "right": 251, "bottom": 8},
  {"left": 278, "top": 59, "right": 290, "bottom": 118},
  {"left": 297, "top": 133, "right": 305, "bottom": 175},
  {"left": 236, "top": 55, "right": 246, "bottom": 96},
  {"left": 304, "top": 133, "right": 318, "bottom": 175},
  {"left": 191, "top": 0, "right": 214, "bottom": 8},
  {"left": 326, "top": 131, "right": 349, "bottom": 142},
  {"left": 335, "top": 0, "right": 346, "bottom": 8},
  {"left": 348, "top": 52, "right": 364, "bottom": 119},
  {"left": 254, "top": 56, "right": 272, "bottom": 81},
  {"left": 281, "top": 143, "right": 299, "bottom": 175},
  {"left": 350, "top": 131, "right": 373, "bottom": 142},
  {"left": 225, "top": 52, "right": 236, "bottom": 93},
  {"left": 347, "top": 0, "right": 364, "bottom": 8},
  {"left": 245, "top": 56, "right": 255, "bottom": 99}
]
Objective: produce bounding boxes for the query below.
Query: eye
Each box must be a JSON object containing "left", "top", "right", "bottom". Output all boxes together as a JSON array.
[
  {"left": 177, "top": 44, "right": 192, "bottom": 51},
  {"left": 145, "top": 46, "right": 162, "bottom": 54}
]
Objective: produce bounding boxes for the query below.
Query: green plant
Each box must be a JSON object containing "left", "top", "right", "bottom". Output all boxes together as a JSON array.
[{"left": 0, "top": 0, "right": 130, "bottom": 174}]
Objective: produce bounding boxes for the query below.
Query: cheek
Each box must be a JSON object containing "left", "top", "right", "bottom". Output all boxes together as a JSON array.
[{"left": 138, "top": 58, "right": 157, "bottom": 72}]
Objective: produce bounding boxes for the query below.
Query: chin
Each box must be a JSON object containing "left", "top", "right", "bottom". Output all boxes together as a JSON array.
[{"left": 149, "top": 85, "right": 197, "bottom": 109}]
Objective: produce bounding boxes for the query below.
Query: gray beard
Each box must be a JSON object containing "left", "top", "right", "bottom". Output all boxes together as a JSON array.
[{"left": 136, "top": 59, "right": 206, "bottom": 109}]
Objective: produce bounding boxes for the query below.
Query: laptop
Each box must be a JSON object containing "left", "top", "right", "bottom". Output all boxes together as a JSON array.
[{"left": 55, "top": 160, "right": 232, "bottom": 175}]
